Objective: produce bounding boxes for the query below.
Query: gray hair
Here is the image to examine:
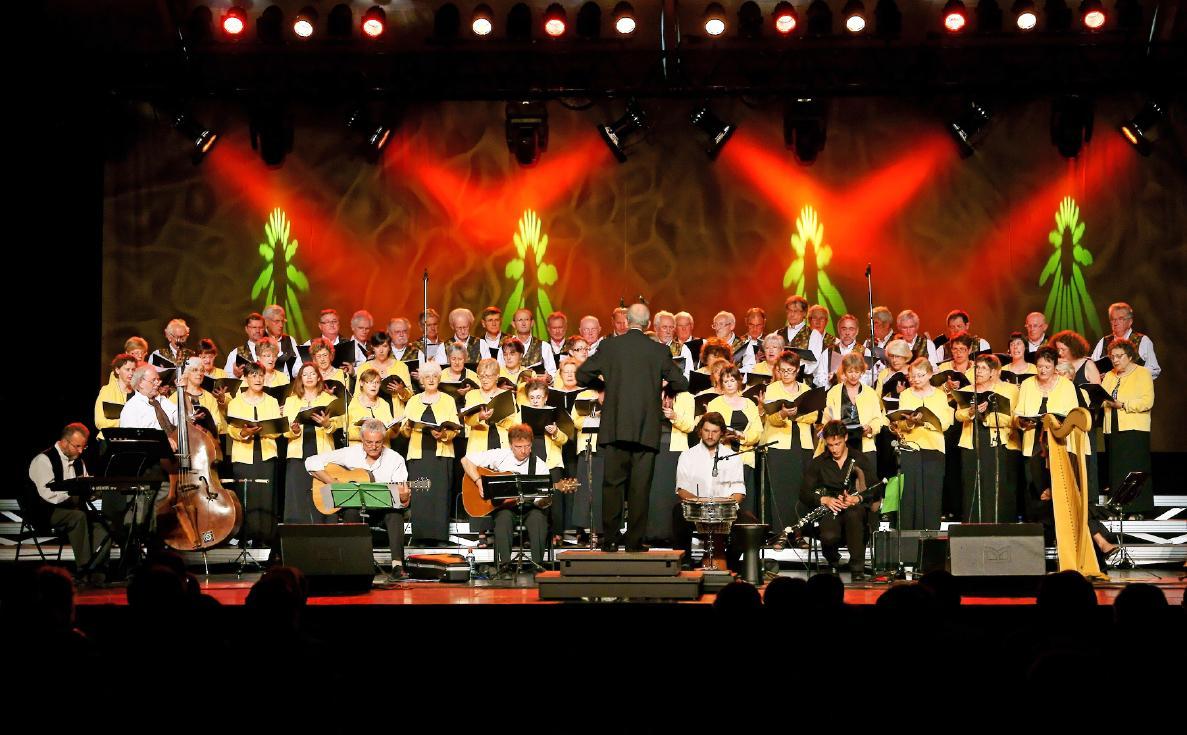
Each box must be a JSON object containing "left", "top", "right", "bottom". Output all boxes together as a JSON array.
[
  {"left": 262, "top": 304, "right": 285, "bottom": 320},
  {"left": 654, "top": 310, "right": 674, "bottom": 325},
  {"left": 418, "top": 361, "right": 442, "bottom": 378},
  {"left": 184, "top": 357, "right": 203, "bottom": 373},
  {"left": 447, "top": 342, "right": 469, "bottom": 358},
  {"left": 449, "top": 308, "right": 475, "bottom": 327},
  {"left": 713, "top": 311, "right": 735, "bottom": 328},
  {"left": 351, "top": 310, "right": 374, "bottom": 328},
  {"left": 388, "top": 317, "right": 411, "bottom": 331},
  {"left": 763, "top": 333, "right": 786, "bottom": 350},
  {"left": 131, "top": 364, "right": 158, "bottom": 391},
  {"left": 626, "top": 303, "right": 650, "bottom": 329},
  {"left": 360, "top": 418, "right": 387, "bottom": 437},
  {"left": 896, "top": 309, "right": 919, "bottom": 327},
  {"left": 674, "top": 311, "right": 694, "bottom": 325}
]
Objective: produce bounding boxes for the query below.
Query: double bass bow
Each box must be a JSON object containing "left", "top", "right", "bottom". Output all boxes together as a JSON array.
[{"left": 156, "top": 355, "right": 243, "bottom": 551}]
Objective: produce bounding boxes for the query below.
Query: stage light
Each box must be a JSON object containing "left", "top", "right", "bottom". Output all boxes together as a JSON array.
[
  {"left": 1010, "top": 0, "right": 1036, "bottom": 29},
  {"left": 613, "top": 2, "right": 636, "bottom": 34},
  {"left": 843, "top": 0, "right": 867, "bottom": 33},
  {"left": 783, "top": 97, "right": 827, "bottom": 165},
  {"left": 172, "top": 112, "right": 219, "bottom": 165},
  {"left": 1045, "top": 0, "right": 1072, "bottom": 32},
  {"left": 257, "top": 5, "right": 284, "bottom": 42},
  {"left": 506, "top": 101, "right": 549, "bottom": 166},
  {"left": 597, "top": 99, "right": 649, "bottom": 163},
  {"left": 806, "top": 0, "right": 832, "bottom": 35},
  {"left": 943, "top": 0, "right": 968, "bottom": 31},
  {"left": 222, "top": 5, "right": 247, "bottom": 36},
  {"left": 472, "top": 4, "right": 494, "bottom": 35},
  {"left": 874, "top": 0, "right": 902, "bottom": 38},
  {"left": 975, "top": 0, "right": 1003, "bottom": 32},
  {"left": 773, "top": 2, "right": 798, "bottom": 33},
  {"left": 577, "top": 2, "right": 603, "bottom": 38},
  {"left": 704, "top": 3, "right": 727, "bottom": 36},
  {"left": 1050, "top": 95, "right": 1094, "bottom": 158},
  {"left": 328, "top": 4, "right": 353, "bottom": 37},
  {"left": 362, "top": 6, "right": 385, "bottom": 37},
  {"left": 186, "top": 5, "right": 214, "bottom": 42},
  {"left": 250, "top": 100, "right": 292, "bottom": 167},
  {"left": 948, "top": 100, "right": 991, "bottom": 157},
  {"left": 1118, "top": 100, "right": 1164, "bottom": 156},
  {"left": 508, "top": 3, "right": 532, "bottom": 40},
  {"left": 434, "top": 4, "right": 462, "bottom": 39},
  {"left": 1080, "top": 0, "right": 1106, "bottom": 29},
  {"left": 294, "top": 6, "right": 317, "bottom": 38},
  {"left": 544, "top": 3, "right": 567, "bottom": 36},
  {"left": 739, "top": 1, "right": 764, "bottom": 37},
  {"left": 347, "top": 107, "right": 393, "bottom": 162},
  {"left": 689, "top": 105, "right": 735, "bottom": 160}
]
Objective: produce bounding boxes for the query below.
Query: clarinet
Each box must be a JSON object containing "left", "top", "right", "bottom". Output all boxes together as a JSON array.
[{"left": 786, "top": 458, "right": 865, "bottom": 532}]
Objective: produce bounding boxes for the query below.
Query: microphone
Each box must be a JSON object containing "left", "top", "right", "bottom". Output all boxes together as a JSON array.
[
  {"left": 865, "top": 263, "right": 872, "bottom": 278},
  {"left": 891, "top": 439, "right": 919, "bottom": 453},
  {"left": 711, "top": 445, "right": 720, "bottom": 477}
]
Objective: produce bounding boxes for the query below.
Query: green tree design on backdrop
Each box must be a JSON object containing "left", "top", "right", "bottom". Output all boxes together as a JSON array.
[
  {"left": 251, "top": 208, "right": 311, "bottom": 342},
  {"left": 783, "top": 205, "right": 847, "bottom": 334},
  {"left": 1040, "top": 196, "right": 1101, "bottom": 339},
  {"left": 501, "top": 209, "right": 559, "bottom": 339}
]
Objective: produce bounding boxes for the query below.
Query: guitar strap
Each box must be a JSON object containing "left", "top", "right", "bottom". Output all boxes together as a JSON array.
[{"left": 528, "top": 451, "right": 538, "bottom": 477}]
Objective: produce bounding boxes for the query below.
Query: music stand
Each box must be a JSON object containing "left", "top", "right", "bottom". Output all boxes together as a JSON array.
[
  {"left": 1104, "top": 471, "right": 1148, "bottom": 570},
  {"left": 99, "top": 428, "right": 173, "bottom": 576},
  {"left": 331, "top": 482, "right": 396, "bottom": 577},
  {"left": 483, "top": 474, "right": 553, "bottom": 576},
  {"left": 580, "top": 417, "right": 600, "bottom": 549},
  {"left": 232, "top": 478, "right": 272, "bottom": 577}
]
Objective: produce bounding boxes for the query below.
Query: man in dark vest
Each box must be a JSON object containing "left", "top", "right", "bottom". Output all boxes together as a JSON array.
[
  {"left": 577, "top": 303, "right": 689, "bottom": 552},
  {"left": 26, "top": 423, "right": 109, "bottom": 583}
]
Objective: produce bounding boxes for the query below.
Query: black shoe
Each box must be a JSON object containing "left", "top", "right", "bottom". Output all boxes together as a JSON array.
[
  {"left": 850, "top": 570, "right": 868, "bottom": 582},
  {"left": 626, "top": 544, "right": 649, "bottom": 553},
  {"left": 600, "top": 540, "right": 619, "bottom": 553}
]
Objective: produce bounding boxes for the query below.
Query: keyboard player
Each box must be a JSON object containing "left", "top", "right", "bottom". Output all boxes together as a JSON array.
[{"left": 26, "top": 423, "right": 110, "bottom": 585}]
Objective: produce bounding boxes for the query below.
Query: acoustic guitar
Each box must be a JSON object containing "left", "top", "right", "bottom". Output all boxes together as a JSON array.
[
  {"left": 312, "top": 463, "right": 432, "bottom": 515},
  {"left": 462, "top": 466, "right": 579, "bottom": 518}
]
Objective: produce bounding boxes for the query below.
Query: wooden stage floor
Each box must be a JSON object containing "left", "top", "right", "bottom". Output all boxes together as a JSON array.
[{"left": 73, "top": 568, "right": 1186, "bottom": 607}]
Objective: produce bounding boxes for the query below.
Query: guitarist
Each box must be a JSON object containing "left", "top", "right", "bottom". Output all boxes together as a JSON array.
[
  {"left": 305, "top": 419, "right": 412, "bottom": 577},
  {"left": 800, "top": 420, "right": 879, "bottom": 580},
  {"left": 460, "top": 424, "right": 550, "bottom": 571}
]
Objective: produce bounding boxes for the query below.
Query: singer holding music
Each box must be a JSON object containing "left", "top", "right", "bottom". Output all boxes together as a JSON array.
[{"left": 800, "top": 420, "right": 879, "bottom": 580}]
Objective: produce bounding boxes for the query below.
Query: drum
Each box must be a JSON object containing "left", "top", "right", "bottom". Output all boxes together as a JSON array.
[{"left": 681, "top": 497, "right": 739, "bottom": 535}]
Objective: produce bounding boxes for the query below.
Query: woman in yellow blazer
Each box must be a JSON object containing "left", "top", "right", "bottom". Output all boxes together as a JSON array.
[
  {"left": 762, "top": 350, "right": 820, "bottom": 547},
  {"left": 894, "top": 358, "right": 954, "bottom": 530},
  {"left": 954, "top": 354, "right": 1020, "bottom": 522},
  {"left": 347, "top": 368, "right": 395, "bottom": 446},
  {"left": 1100, "top": 338, "right": 1155, "bottom": 514},
  {"left": 359, "top": 332, "right": 414, "bottom": 413},
  {"left": 180, "top": 357, "right": 227, "bottom": 438},
  {"left": 747, "top": 334, "right": 786, "bottom": 377},
  {"left": 1013, "top": 346, "right": 1079, "bottom": 523},
  {"left": 464, "top": 358, "right": 521, "bottom": 455},
  {"left": 282, "top": 364, "right": 342, "bottom": 523},
  {"left": 399, "top": 362, "right": 459, "bottom": 546},
  {"left": 646, "top": 383, "right": 697, "bottom": 546},
  {"left": 707, "top": 365, "right": 763, "bottom": 513},
  {"left": 564, "top": 343, "right": 605, "bottom": 545},
  {"left": 821, "top": 351, "right": 888, "bottom": 461},
  {"left": 1003, "top": 332, "right": 1038, "bottom": 380},
  {"left": 95, "top": 354, "right": 137, "bottom": 438},
  {"left": 225, "top": 361, "right": 285, "bottom": 546}
]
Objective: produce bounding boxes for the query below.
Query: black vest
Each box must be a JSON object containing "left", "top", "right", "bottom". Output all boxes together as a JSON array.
[{"left": 26, "top": 447, "right": 84, "bottom": 525}]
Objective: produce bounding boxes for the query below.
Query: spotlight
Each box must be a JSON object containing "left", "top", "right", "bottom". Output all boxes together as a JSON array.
[
  {"left": 613, "top": 2, "right": 636, "bottom": 34},
  {"left": 875, "top": 0, "right": 902, "bottom": 38},
  {"left": 1118, "top": 100, "right": 1164, "bottom": 156},
  {"left": 347, "top": 107, "right": 393, "bottom": 162},
  {"left": 773, "top": 2, "right": 798, "bottom": 34},
  {"left": 258, "top": 5, "right": 284, "bottom": 42},
  {"left": 948, "top": 100, "right": 992, "bottom": 158},
  {"left": 172, "top": 112, "right": 219, "bottom": 165},
  {"left": 806, "top": 0, "right": 832, "bottom": 35},
  {"left": 508, "top": 3, "right": 532, "bottom": 40},
  {"left": 597, "top": 99, "right": 649, "bottom": 163},
  {"left": 434, "top": 4, "right": 462, "bottom": 39},
  {"left": 739, "top": 1, "right": 764, "bottom": 38},
  {"left": 1050, "top": 95, "right": 1094, "bottom": 158},
  {"left": 362, "top": 6, "right": 386, "bottom": 37},
  {"left": 250, "top": 101, "right": 293, "bottom": 167},
  {"left": 704, "top": 3, "right": 727, "bottom": 36},
  {"left": 943, "top": 0, "right": 968, "bottom": 31},
  {"left": 783, "top": 98, "right": 827, "bottom": 165},
  {"left": 294, "top": 6, "right": 317, "bottom": 38},
  {"left": 1012, "top": 0, "right": 1037, "bottom": 29},
  {"left": 577, "top": 2, "right": 603, "bottom": 38},
  {"left": 506, "top": 101, "right": 549, "bottom": 166},
  {"left": 689, "top": 105, "right": 736, "bottom": 160},
  {"left": 1080, "top": 0, "right": 1106, "bottom": 29},
  {"left": 328, "top": 4, "right": 353, "bottom": 37},
  {"left": 472, "top": 4, "right": 494, "bottom": 35},
  {"left": 544, "top": 3, "right": 567, "bottom": 36},
  {"left": 843, "top": 0, "right": 867, "bottom": 33},
  {"left": 222, "top": 5, "right": 247, "bottom": 36}
]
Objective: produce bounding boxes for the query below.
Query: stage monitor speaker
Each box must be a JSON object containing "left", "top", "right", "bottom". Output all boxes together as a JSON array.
[
  {"left": 277, "top": 523, "right": 375, "bottom": 594},
  {"left": 872, "top": 530, "right": 946, "bottom": 573},
  {"left": 948, "top": 523, "right": 1044, "bottom": 577}
]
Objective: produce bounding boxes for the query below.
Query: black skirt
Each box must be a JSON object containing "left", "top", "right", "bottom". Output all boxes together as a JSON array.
[
  {"left": 959, "top": 430, "right": 1021, "bottom": 523},
  {"left": 898, "top": 449, "right": 944, "bottom": 531}
]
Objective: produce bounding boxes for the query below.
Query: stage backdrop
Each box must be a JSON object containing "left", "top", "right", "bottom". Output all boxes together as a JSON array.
[{"left": 104, "top": 96, "right": 1186, "bottom": 450}]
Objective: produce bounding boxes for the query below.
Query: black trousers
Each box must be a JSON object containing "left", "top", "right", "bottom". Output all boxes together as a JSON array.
[
  {"left": 818, "top": 503, "right": 873, "bottom": 572},
  {"left": 672, "top": 504, "right": 759, "bottom": 570},
  {"left": 47, "top": 503, "right": 108, "bottom": 570},
  {"left": 600, "top": 441, "right": 657, "bottom": 548},
  {"left": 494, "top": 506, "right": 548, "bottom": 566}
]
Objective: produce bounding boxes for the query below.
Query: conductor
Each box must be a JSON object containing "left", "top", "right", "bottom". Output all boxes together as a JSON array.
[{"left": 577, "top": 303, "right": 689, "bottom": 552}]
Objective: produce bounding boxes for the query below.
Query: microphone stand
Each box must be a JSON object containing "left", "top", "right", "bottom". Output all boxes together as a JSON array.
[{"left": 865, "top": 263, "right": 877, "bottom": 389}]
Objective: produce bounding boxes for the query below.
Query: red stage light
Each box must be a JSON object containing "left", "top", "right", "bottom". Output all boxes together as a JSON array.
[
  {"left": 544, "top": 4, "right": 567, "bottom": 37},
  {"left": 773, "top": 1, "right": 798, "bottom": 33},
  {"left": 362, "top": 6, "right": 386, "bottom": 37},
  {"left": 1080, "top": 0, "right": 1106, "bottom": 28},
  {"left": 943, "top": 0, "right": 967, "bottom": 32},
  {"left": 222, "top": 6, "right": 246, "bottom": 36}
]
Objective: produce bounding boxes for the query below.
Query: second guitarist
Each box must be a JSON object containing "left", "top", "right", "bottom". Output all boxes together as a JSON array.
[{"left": 800, "top": 420, "right": 880, "bottom": 580}]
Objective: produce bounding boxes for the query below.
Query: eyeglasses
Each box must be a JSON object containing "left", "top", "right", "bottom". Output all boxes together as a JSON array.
[
  {"left": 571, "top": 346, "right": 589, "bottom": 352},
  {"left": 1108, "top": 353, "right": 1128, "bottom": 361}
]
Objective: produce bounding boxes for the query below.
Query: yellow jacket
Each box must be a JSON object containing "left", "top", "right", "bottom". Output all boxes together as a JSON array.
[
  {"left": 706, "top": 395, "right": 762, "bottom": 467},
  {"left": 1100, "top": 365, "right": 1154, "bottom": 433},
  {"left": 822, "top": 383, "right": 888, "bottom": 455},
  {"left": 283, "top": 392, "right": 341, "bottom": 459},
  {"left": 188, "top": 389, "right": 227, "bottom": 436},
  {"left": 1014, "top": 376, "right": 1079, "bottom": 457},
  {"left": 954, "top": 381, "right": 1020, "bottom": 451},
  {"left": 402, "top": 393, "right": 459, "bottom": 460},
  {"left": 897, "top": 388, "right": 953, "bottom": 453},
  {"left": 346, "top": 395, "right": 395, "bottom": 445},
  {"left": 761, "top": 380, "right": 817, "bottom": 451},
  {"left": 663, "top": 391, "right": 697, "bottom": 453},
  {"left": 226, "top": 393, "right": 283, "bottom": 464},
  {"left": 463, "top": 388, "right": 521, "bottom": 455},
  {"left": 571, "top": 389, "right": 601, "bottom": 454},
  {"left": 94, "top": 381, "right": 130, "bottom": 435}
]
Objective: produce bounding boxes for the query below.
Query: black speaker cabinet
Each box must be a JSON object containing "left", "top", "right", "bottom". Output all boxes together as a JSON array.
[
  {"left": 872, "top": 530, "right": 947, "bottom": 573},
  {"left": 948, "top": 523, "right": 1044, "bottom": 577},
  {"left": 277, "top": 523, "right": 375, "bottom": 594}
]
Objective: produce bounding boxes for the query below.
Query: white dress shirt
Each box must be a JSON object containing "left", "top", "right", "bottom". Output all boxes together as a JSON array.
[
  {"left": 738, "top": 338, "right": 763, "bottom": 373},
  {"left": 541, "top": 340, "right": 568, "bottom": 375},
  {"left": 676, "top": 441, "right": 746, "bottom": 499},
  {"left": 465, "top": 447, "right": 548, "bottom": 475},
  {"left": 304, "top": 445, "right": 410, "bottom": 509},
  {"left": 224, "top": 340, "right": 259, "bottom": 375},
  {"left": 1092, "top": 329, "right": 1160, "bottom": 380},
  {"left": 119, "top": 392, "right": 179, "bottom": 430},
  {"left": 662, "top": 341, "right": 695, "bottom": 380},
  {"left": 28, "top": 444, "right": 86, "bottom": 504},
  {"left": 479, "top": 334, "right": 504, "bottom": 362}
]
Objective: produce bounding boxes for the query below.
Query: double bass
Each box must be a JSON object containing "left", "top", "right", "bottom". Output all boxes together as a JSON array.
[{"left": 156, "top": 357, "right": 243, "bottom": 550}]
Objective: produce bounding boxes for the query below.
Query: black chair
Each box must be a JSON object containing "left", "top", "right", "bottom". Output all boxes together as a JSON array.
[{"left": 13, "top": 490, "right": 67, "bottom": 563}]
